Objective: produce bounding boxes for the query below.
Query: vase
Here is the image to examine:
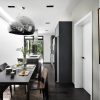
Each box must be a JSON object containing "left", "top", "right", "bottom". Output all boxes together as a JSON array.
[{"left": 23, "top": 54, "right": 27, "bottom": 70}]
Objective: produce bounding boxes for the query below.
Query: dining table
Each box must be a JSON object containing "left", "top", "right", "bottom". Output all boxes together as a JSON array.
[{"left": 0, "top": 64, "right": 36, "bottom": 100}]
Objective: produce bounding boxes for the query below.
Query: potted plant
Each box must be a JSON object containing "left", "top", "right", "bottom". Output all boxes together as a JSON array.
[{"left": 16, "top": 47, "right": 29, "bottom": 68}]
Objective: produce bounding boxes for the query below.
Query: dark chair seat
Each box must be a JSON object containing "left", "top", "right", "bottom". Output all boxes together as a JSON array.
[
  {"left": 30, "top": 80, "right": 45, "bottom": 90},
  {"left": 0, "top": 85, "right": 8, "bottom": 92}
]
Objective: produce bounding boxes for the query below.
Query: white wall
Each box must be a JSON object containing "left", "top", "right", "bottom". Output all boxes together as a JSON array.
[
  {"left": 43, "top": 35, "right": 51, "bottom": 63},
  {"left": 0, "top": 18, "right": 23, "bottom": 65},
  {"left": 0, "top": 16, "right": 51, "bottom": 65},
  {"left": 72, "top": 0, "right": 99, "bottom": 100}
]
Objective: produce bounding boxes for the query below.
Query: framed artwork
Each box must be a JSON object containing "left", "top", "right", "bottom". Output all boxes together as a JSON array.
[{"left": 98, "top": 8, "right": 100, "bottom": 63}]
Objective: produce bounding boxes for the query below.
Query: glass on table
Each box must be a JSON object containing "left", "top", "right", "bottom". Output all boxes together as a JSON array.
[{"left": 11, "top": 64, "right": 16, "bottom": 74}]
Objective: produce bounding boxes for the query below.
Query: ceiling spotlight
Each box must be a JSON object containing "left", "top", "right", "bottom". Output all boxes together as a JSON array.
[
  {"left": 45, "top": 22, "right": 50, "bottom": 24},
  {"left": 22, "top": 6, "right": 25, "bottom": 10},
  {"left": 8, "top": 6, "right": 15, "bottom": 8},
  {"left": 46, "top": 5, "right": 54, "bottom": 8}
]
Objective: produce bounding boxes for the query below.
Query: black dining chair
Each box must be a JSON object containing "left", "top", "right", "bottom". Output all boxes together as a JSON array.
[
  {"left": 0, "top": 85, "right": 12, "bottom": 100},
  {"left": 32, "top": 60, "right": 42, "bottom": 81},
  {"left": 30, "top": 68, "right": 49, "bottom": 100},
  {"left": 24, "top": 59, "right": 41, "bottom": 94},
  {"left": 0, "top": 63, "right": 12, "bottom": 100}
]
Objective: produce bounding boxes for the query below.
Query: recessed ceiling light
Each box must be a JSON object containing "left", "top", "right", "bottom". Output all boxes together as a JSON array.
[
  {"left": 8, "top": 6, "right": 15, "bottom": 8},
  {"left": 46, "top": 5, "right": 54, "bottom": 8},
  {"left": 45, "top": 22, "right": 50, "bottom": 24},
  {"left": 22, "top": 6, "right": 25, "bottom": 10},
  {"left": 45, "top": 30, "right": 48, "bottom": 31}
]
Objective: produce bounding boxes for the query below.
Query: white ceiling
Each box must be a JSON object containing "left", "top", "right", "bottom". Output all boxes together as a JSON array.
[{"left": 0, "top": 0, "right": 81, "bottom": 35}]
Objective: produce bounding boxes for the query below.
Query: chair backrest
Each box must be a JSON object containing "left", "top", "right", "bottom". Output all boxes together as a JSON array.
[
  {"left": 0, "top": 63, "right": 8, "bottom": 72},
  {"left": 27, "top": 58, "right": 39, "bottom": 64},
  {"left": 37, "top": 61, "right": 42, "bottom": 80},
  {"left": 41, "top": 68, "right": 48, "bottom": 96},
  {"left": 41, "top": 68, "right": 48, "bottom": 84}
]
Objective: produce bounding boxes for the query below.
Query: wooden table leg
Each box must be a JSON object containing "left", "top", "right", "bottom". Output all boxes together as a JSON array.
[
  {"left": 14, "top": 85, "right": 16, "bottom": 91},
  {"left": 10, "top": 85, "right": 12, "bottom": 98}
]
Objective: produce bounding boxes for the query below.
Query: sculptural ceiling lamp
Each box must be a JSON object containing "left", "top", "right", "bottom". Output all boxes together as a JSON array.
[
  {"left": 0, "top": 7, "right": 35, "bottom": 35},
  {"left": 9, "top": 16, "right": 35, "bottom": 35}
]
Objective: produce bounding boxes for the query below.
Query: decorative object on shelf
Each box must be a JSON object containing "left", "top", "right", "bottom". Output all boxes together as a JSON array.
[{"left": 9, "top": 16, "right": 35, "bottom": 35}]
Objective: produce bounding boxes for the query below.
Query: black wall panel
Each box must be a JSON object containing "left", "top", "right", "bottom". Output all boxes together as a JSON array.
[{"left": 55, "top": 21, "right": 72, "bottom": 83}]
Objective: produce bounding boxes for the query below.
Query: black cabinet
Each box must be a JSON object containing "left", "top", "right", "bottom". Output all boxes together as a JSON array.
[{"left": 55, "top": 21, "right": 72, "bottom": 84}]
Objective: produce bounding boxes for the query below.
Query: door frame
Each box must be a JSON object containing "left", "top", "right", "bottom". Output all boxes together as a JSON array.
[{"left": 73, "top": 11, "right": 93, "bottom": 99}]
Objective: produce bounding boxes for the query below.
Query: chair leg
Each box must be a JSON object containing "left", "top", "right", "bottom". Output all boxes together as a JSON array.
[
  {"left": 40, "top": 89, "right": 41, "bottom": 94},
  {"left": 42, "top": 90, "right": 45, "bottom": 100},
  {"left": 46, "top": 89, "right": 49, "bottom": 100},
  {"left": 45, "top": 82, "right": 49, "bottom": 100},
  {"left": 0, "top": 93, "right": 3, "bottom": 100},
  {"left": 25, "top": 85, "right": 27, "bottom": 94}
]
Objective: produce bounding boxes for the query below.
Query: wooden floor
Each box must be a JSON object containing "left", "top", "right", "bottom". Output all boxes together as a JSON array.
[
  {"left": 44, "top": 64, "right": 90, "bottom": 100},
  {"left": 3, "top": 64, "right": 90, "bottom": 100}
]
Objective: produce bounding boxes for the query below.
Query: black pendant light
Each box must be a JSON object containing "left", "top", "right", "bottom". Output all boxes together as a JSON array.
[
  {"left": 9, "top": 16, "right": 35, "bottom": 35},
  {"left": 0, "top": 6, "right": 35, "bottom": 35}
]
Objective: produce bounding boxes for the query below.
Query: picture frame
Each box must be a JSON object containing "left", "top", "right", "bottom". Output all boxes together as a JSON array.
[{"left": 98, "top": 8, "right": 100, "bottom": 63}]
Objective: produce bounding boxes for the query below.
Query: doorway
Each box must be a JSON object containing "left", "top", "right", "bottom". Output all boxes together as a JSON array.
[
  {"left": 74, "top": 12, "right": 92, "bottom": 99},
  {"left": 24, "top": 36, "right": 44, "bottom": 57}
]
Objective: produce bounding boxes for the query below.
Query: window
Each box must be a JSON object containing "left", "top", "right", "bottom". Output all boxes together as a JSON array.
[{"left": 24, "top": 36, "right": 43, "bottom": 57}]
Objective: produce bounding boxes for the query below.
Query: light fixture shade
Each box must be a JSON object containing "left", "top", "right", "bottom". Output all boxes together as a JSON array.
[{"left": 9, "top": 16, "right": 35, "bottom": 35}]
